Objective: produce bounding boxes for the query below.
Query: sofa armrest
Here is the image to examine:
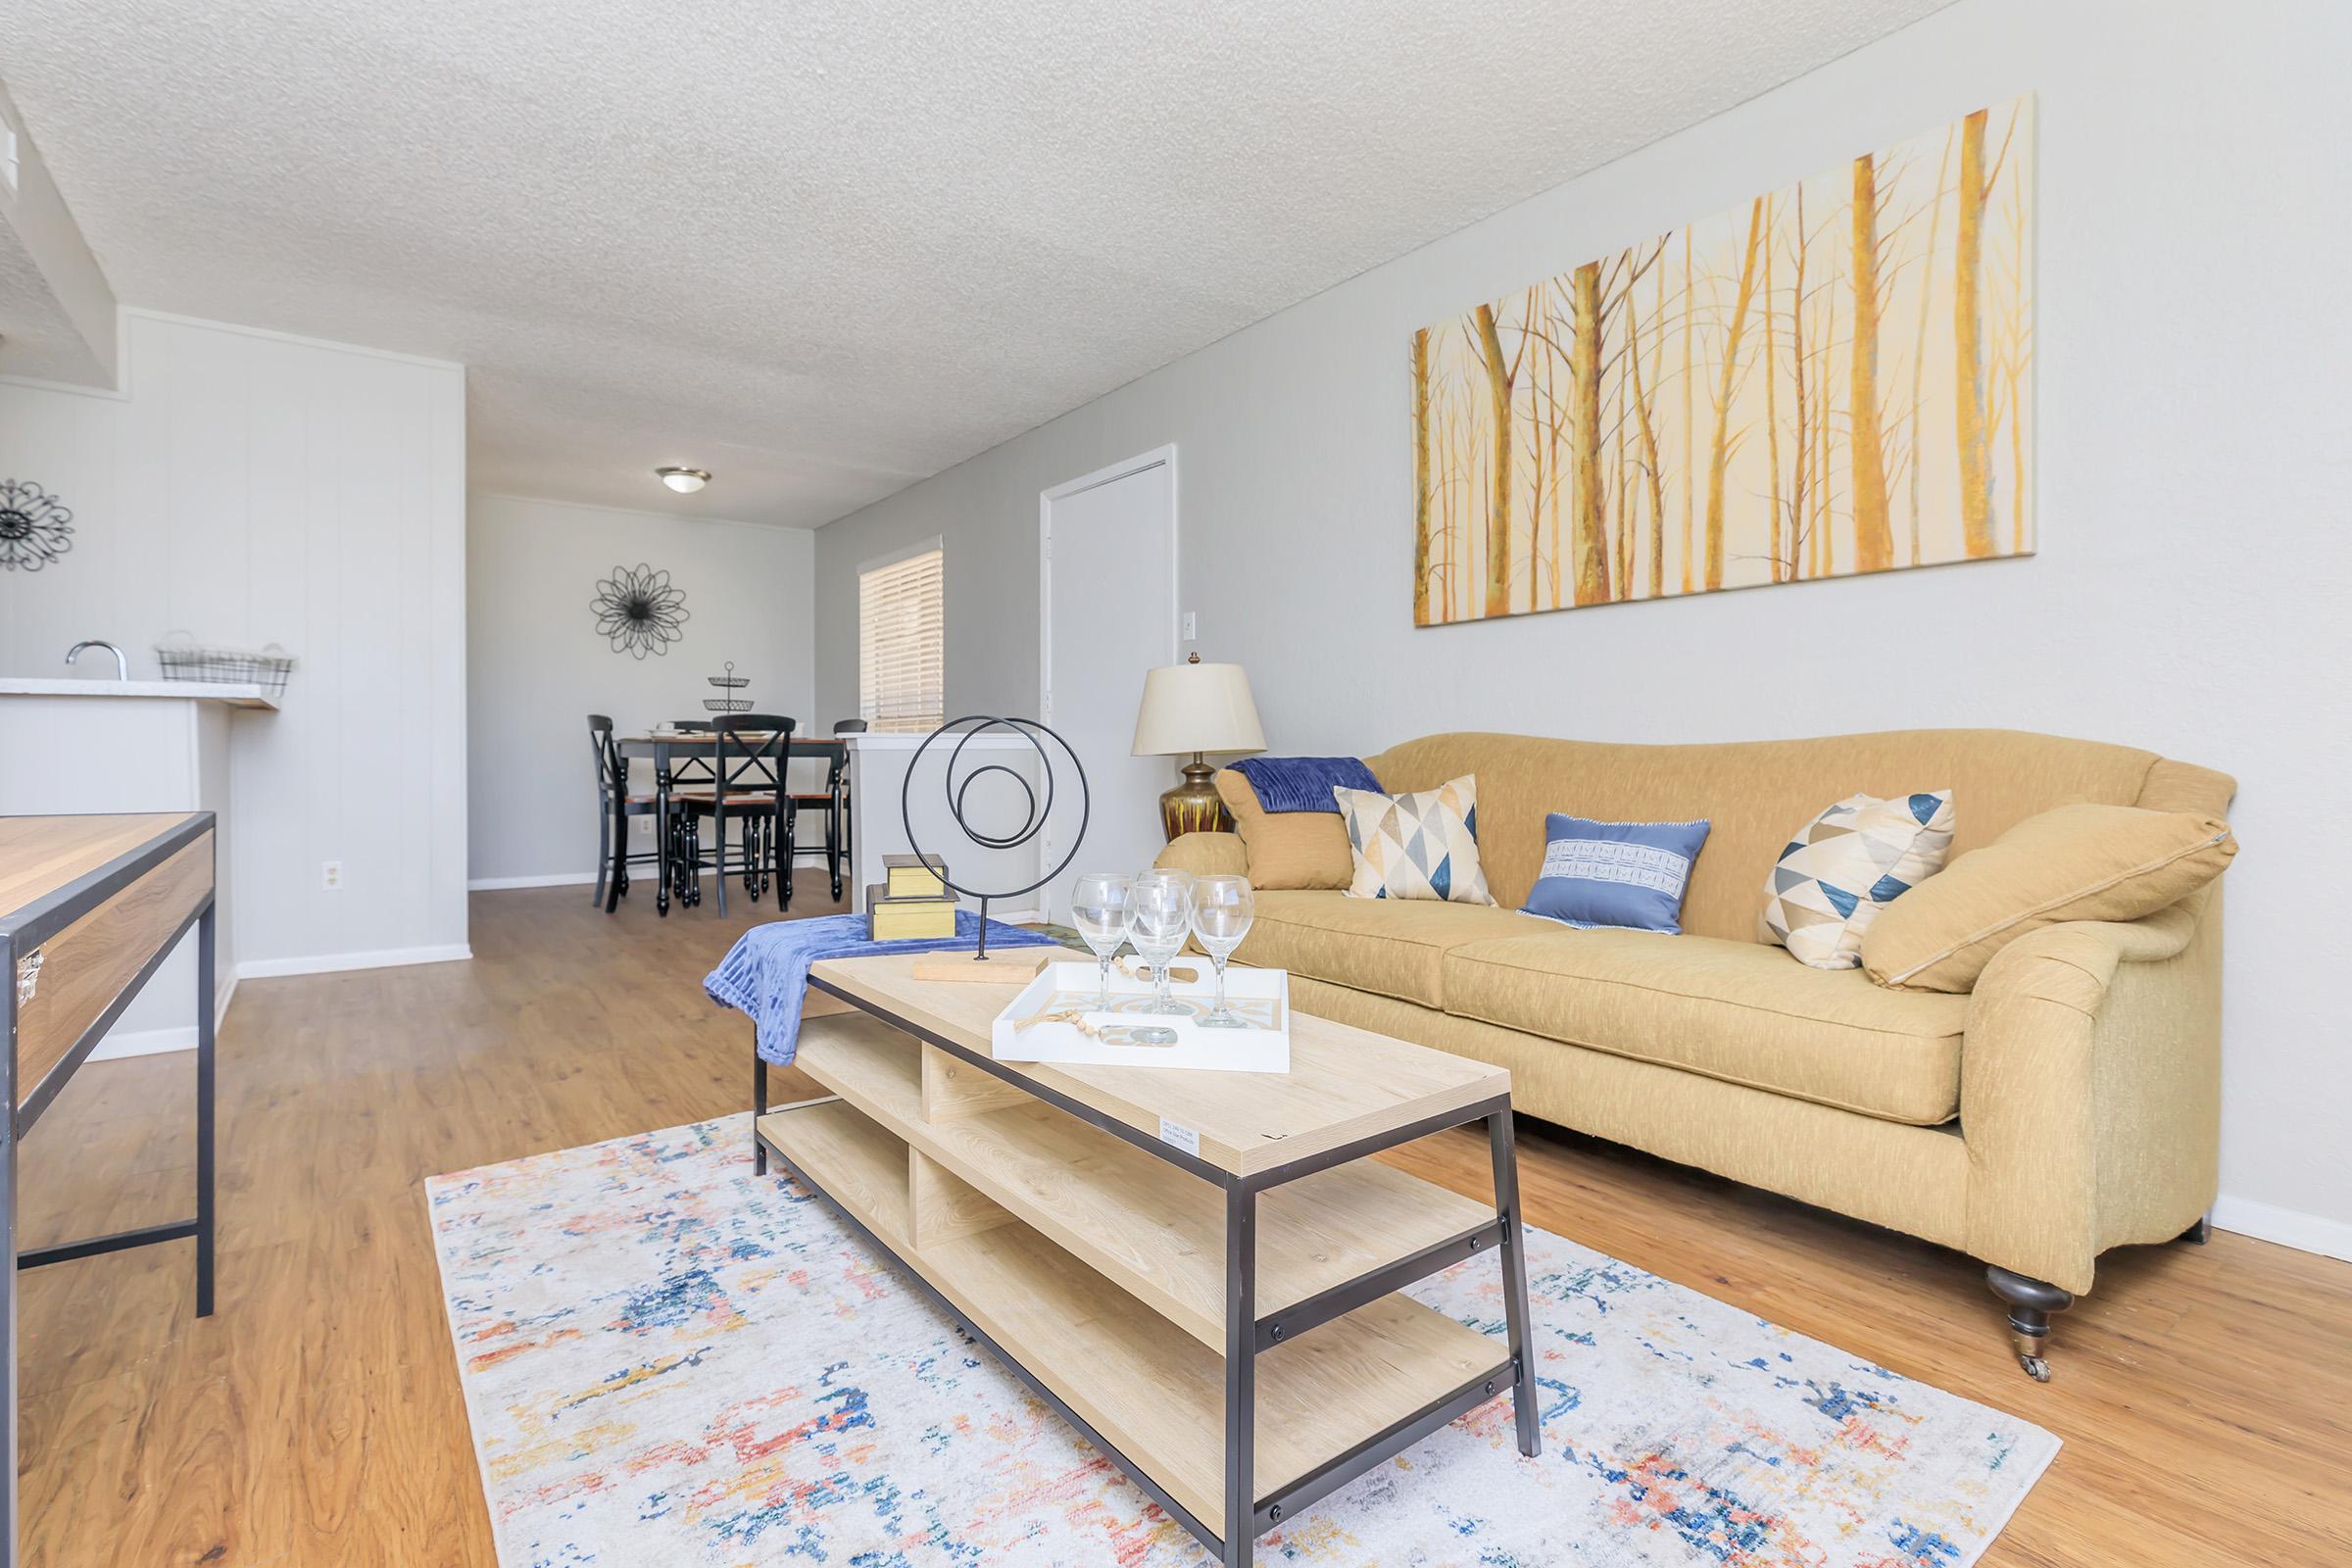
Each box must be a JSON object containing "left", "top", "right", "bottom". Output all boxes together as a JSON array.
[
  {"left": 1155, "top": 831, "right": 1248, "bottom": 878},
  {"left": 1958, "top": 889, "right": 2221, "bottom": 1294}
]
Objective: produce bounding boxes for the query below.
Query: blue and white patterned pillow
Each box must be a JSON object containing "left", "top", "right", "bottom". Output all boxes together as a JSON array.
[
  {"left": 1333, "top": 775, "right": 1495, "bottom": 904},
  {"left": 1760, "top": 790, "right": 1956, "bottom": 969},
  {"left": 1522, "top": 813, "right": 1712, "bottom": 933}
]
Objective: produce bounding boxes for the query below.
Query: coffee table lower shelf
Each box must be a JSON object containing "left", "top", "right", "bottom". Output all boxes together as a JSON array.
[{"left": 758, "top": 1099, "right": 1517, "bottom": 1558}]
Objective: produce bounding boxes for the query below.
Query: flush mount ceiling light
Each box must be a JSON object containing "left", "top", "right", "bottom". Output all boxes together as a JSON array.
[{"left": 656, "top": 466, "right": 710, "bottom": 494}]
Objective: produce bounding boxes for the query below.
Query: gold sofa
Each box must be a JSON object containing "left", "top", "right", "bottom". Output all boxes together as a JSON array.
[{"left": 1158, "top": 728, "right": 2233, "bottom": 1378}]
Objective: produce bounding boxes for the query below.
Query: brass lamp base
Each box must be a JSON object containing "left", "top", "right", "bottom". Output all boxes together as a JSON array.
[{"left": 1159, "top": 754, "right": 1231, "bottom": 841}]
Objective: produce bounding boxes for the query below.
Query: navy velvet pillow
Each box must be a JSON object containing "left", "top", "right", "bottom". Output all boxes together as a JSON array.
[
  {"left": 1231, "top": 756, "right": 1381, "bottom": 813},
  {"left": 1521, "top": 812, "right": 1712, "bottom": 933}
]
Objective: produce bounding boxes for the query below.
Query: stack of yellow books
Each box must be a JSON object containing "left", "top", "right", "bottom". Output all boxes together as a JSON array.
[{"left": 867, "top": 855, "right": 956, "bottom": 940}]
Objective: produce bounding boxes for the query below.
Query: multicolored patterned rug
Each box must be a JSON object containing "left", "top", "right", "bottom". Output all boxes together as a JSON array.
[{"left": 426, "top": 1116, "right": 2056, "bottom": 1566}]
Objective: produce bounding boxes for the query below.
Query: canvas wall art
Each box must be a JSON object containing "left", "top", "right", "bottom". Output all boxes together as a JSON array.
[{"left": 1412, "top": 95, "right": 2034, "bottom": 625}]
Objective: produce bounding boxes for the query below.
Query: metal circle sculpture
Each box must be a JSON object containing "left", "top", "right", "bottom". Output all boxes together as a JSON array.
[{"left": 901, "top": 715, "right": 1088, "bottom": 960}]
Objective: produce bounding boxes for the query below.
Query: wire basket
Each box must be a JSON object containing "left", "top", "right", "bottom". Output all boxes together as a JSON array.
[
  {"left": 155, "top": 636, "right": 295, "bottom": 698},
  {"left": 704, "top": 660, "right": 751, "bottom": 712}
]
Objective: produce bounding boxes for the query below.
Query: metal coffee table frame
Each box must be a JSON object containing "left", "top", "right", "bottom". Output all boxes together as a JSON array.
[{"left": 755, "top": 973, "right": 1541, "bottom": 1568}]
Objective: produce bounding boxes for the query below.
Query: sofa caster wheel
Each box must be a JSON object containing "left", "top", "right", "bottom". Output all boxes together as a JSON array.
[{"left": 1987, "top": 1265, "right": 2072, "bottom": 1384}]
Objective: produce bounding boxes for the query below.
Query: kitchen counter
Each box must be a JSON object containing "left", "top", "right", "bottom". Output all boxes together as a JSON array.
[
  {"left": 0, "top": 677, "right": 277, "bottom": 710},
  {"left": 0, "top": 682, "right": 272, "bottom": 1054}
]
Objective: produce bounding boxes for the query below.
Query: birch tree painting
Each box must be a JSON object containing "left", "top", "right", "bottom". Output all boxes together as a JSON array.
[{"left": 1412, "top": 96, "right": 2034, "bottom": 625}]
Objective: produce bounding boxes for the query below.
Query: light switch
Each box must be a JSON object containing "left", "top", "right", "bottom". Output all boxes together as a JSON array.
[{"left": 1181, "top": 611, "right": 1198, "bottom": 641}]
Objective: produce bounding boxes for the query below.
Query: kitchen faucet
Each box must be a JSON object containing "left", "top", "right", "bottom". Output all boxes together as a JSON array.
[{"left": 66, "top": 639, "right": 129, "bottom": 681}]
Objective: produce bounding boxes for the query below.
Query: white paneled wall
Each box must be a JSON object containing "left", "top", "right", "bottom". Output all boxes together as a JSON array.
[{"left": 0, "top": 310, "right": 469, "bottom": 972}]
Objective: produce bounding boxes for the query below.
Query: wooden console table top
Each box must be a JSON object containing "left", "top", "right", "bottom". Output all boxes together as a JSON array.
[{"left": 0, "top": 813, "right": 199, "bottom": 925}]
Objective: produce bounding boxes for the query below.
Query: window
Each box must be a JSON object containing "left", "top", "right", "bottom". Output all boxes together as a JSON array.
[{"left": 858, "top": 543, "right": 944, "bottom": 733}]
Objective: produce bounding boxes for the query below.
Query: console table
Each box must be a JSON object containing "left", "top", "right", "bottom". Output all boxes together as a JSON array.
[
  {"left": 0, "top": 812, "right": 220, "bottom": 1567},
  {"left": 758, "top": 952, "right": 1539, "bottom": 1567}
]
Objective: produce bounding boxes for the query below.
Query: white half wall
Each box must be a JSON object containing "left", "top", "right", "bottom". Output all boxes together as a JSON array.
[
  {"left": 1, "top": 309, "right": 469, "bottom": 975},
  {"left": 811, "top": 0, "right": 2352, "bottom": 1250},
  {"left": 466, "top": 493, "right": 816, "bottom": 885}
]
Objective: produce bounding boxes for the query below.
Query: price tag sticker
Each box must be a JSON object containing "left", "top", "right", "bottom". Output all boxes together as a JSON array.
[{"left": 1157, "top": 1117, "right": 1200, "bottom": 1157}]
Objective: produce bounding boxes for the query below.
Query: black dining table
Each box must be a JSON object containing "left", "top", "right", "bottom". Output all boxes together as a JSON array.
[{"left": 613, "top": 731, "right": 836, "bottom": 914}]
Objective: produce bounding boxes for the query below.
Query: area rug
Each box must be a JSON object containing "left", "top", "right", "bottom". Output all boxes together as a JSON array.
[{"left": 426, "top": 1116, "right": 2057, "bottom": 1566}]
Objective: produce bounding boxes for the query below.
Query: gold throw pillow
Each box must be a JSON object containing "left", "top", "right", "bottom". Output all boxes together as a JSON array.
[
  {"left": 1213, "top": 768, "right": 1355, "bottom": 890},
  {"left": 1862, "top": 804, "right": 2236, "bottom": 992}
]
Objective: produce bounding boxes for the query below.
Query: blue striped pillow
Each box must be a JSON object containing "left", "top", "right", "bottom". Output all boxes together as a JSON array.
[{"left": 1521, "top": 813, "right": 1712, "bottom": 933}]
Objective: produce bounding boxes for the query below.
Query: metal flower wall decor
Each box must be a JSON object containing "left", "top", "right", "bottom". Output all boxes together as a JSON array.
[
  {"left": 591, "top": 563, "right": 690, "bottom": 659},
  {"left": 0, "top": 479, "right": 74, "bottom": 571}
]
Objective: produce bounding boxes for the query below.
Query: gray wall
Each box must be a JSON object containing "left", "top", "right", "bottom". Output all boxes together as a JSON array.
[
  {"left": 811, "top": 0, "right": 2352, "bottom": 1252},
  {"left": 467, "top": 493, "right": 815, "bottom": 884}
]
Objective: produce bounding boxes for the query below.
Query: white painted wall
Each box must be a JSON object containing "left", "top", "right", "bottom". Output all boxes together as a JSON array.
[
  {"left": 0, "top": 309, "right": 470, "bottom": 974},
  {"left": 811, "top": 0, "right": 2352, "bottom": 1255},
  {"left": 466, "top": 493, "right": 816, "bottom": 886}
]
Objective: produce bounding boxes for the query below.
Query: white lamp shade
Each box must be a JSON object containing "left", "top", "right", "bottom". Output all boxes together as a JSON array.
[{"left": 1131, "top": 662, "right": 1266, "bottom": 757}]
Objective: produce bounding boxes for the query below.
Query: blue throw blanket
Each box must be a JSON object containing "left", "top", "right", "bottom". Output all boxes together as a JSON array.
[
  {"left": 1232, "top": 755, "right": 1381, "bottom": 812},
  {"left": 705, "top": 911, "right": 1061, "bottom": 1065}
]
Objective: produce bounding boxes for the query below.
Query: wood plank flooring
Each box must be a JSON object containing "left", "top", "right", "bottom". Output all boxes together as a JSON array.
[{"left": 15, "top": 882, "right": 2350, "bottom": 1565}]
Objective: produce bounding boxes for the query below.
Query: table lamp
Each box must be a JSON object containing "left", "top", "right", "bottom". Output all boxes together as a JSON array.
[{"left": 1131, "top": 655, "right": 1266, "bottom": 840}]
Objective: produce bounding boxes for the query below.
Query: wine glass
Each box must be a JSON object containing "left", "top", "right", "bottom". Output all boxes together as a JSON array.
[
  {"left": 1190, "top": 874, "right": 1255, "bottom": 1028},
  {"left": 1124, "top": 870, "right": 1196, "bottom": 1031},
  {"left": 1068, "top": 873, "right": 1132, "bottom": 1008}
]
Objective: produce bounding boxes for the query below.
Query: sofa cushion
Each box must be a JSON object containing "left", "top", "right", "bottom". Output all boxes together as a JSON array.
[
  {"left": 1235, "top": 891, "right": 1545, "bottom": 1008},
  {"left": 1441, "top": 928, "right": 1968, "bottom": 1125}
]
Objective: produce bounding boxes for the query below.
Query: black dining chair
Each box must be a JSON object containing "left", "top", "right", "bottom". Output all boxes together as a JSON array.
[
  {"left": 788, "top": 740, "right": 851, "bottom": 902},
  {"left": 664, "top": 719, "right": 719, "bottom": 794},
  {"left": 674, "top": 715, "right": 795, "bottom": 915},
  {"left": 587, "top": 714, "right": 685, "bottom": 913}
]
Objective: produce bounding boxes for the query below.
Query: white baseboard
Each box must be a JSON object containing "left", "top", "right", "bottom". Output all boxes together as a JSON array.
[
  {"left": 236, "top": 943, "right": 473, "bottom": 980},
  {"left": 88, "top": 1029, "right": 197, "bottom": 1060},
  {"left": 89, "top": 975, "right": 240, "bottom": 1061},
  {"left": 2212, "top": 1195, "right": 2352, "bottom": 1263},
  {"left": 470, "top": 870, "right": 840, "bottom": 893},
  {"left": 468, "top": 871, "right": 598, "bottom": 891}
]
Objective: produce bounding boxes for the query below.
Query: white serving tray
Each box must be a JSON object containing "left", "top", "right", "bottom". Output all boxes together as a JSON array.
[{"left": 992, "top": 960, "right": 1291, "bottom": 1073}]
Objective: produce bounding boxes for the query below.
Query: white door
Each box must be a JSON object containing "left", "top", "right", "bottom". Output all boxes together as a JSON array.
[{"left": 1040, "top": 447, "right": 1178, "bottom": 922}]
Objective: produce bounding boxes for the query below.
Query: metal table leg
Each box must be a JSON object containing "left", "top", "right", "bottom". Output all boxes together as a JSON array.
[
  {"left": 195, "top": 902, "right": 217, "bottom": 1318},
  {"left": 1488, "top": 1108, "right": 1540, "bottom": 1457},
  {"left": 3, "top": 948, "right": 19, "bottom": 1568},
  {"left": 753, "top": 1044, "right": 769, "bottom": 1177},
  {"left": 1223, "top": 1183, "right": 1256, "bottom": 1567}
]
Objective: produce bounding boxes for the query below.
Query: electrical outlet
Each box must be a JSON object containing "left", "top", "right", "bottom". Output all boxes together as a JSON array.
[
  {"left": 632, "top": 816, "right": 653, "bottom": 839},
  {"left": 1181, "top": 611, "right": 1198, "bottom": 641},
  {"left": 321, "top": 860, "right": 343, "bottom": 891}
]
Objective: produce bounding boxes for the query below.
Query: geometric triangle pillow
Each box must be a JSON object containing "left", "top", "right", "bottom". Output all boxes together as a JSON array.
[
  {"left": 1759, "top": 790, "right": 1956, "bottom": 969},
  {"left": 1332, "top": 774, "right": 1496, "bottom": 905}
]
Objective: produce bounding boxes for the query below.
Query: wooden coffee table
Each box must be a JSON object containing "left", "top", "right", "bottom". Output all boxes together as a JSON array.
[{"left": 756, "top": 953, "right": 1539, "bottom": 1568}]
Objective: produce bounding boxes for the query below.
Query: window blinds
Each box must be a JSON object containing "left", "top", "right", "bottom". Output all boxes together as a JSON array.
[{"left": 858, "top": 547, "right": 945, "bottom": 733}]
